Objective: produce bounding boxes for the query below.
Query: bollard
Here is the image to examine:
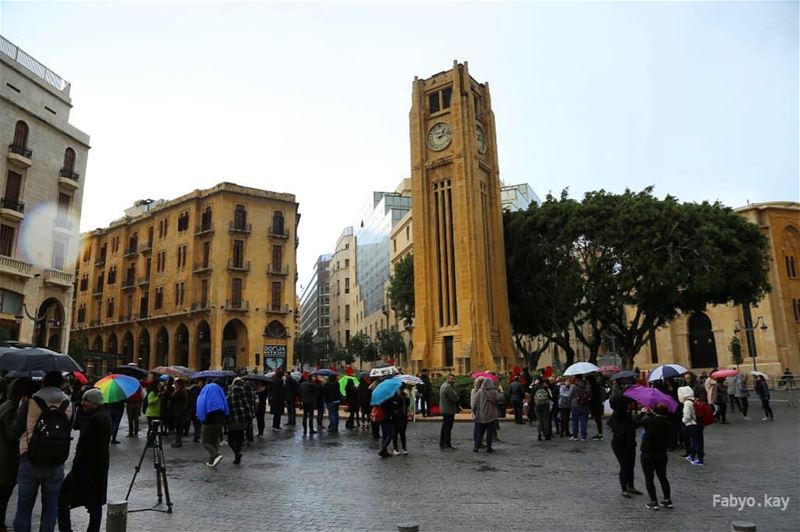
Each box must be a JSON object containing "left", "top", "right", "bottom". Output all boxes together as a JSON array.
[
  {"left": 731, "top": 521, "right": 756, "bottom": 532},
  {"left": 106, "top": 500, "right": 127, "bottom": 532},
  {"left": 397, "top": 524, "right": 419, "bottom": 532}
]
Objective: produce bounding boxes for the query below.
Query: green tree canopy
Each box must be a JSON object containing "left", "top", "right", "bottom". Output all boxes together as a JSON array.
[
  {"left": 293, "top": 331, "right": 315, "bottom": 367},
  {"left": 387, "top": 253, "right": 415, "bottom": 328},
  {"left": 377, "top": 329, "right": 405, "bottom": 360}
]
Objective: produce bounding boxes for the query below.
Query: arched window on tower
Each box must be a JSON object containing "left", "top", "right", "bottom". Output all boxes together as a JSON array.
[{"left": 10, "top": 121, "right": 31, "bottom": 157}]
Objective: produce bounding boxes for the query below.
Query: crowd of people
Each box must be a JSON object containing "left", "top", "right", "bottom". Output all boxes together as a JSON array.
[{"left": 0, "top": 363, "right": 791, "bottom": 530}]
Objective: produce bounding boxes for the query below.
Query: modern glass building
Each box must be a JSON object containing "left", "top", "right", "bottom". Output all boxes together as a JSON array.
[
  {"left": 501, "top": 182, "right": 540, "bottom": 212},
  {"left": 299, "top": 254, "right": 331, "bottom": 341}
]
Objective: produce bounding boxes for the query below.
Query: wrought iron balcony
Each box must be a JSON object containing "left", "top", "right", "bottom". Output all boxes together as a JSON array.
[
  {"left": 59, "top": 167, "right": 80, "bottom": 181},
  {"left": 137, "top": 277, "right": 150, "bottom": 286},
  {"left": 192, "top": 262, "right": 212, "bottom": 274},
  {"left": 267, "top": 264, "right": 289, "bottom": 276},
  {"left": 225, "top": 299, "right": 249, "bottom": 311},
  {"left": 123, "top": 247, "right": 138, "bottom": 258},
  {"left": 194, "top": 224, "right": 214, "bottom": 236},
  {"left": 227, "top": 260, "right": 250, "bottom": 272},
  {"left": 228, "top": 222, "right": 252, "bottom": 234},
  {"left": 92, "top": 285, "right": 103, "bottom": 296},
  {"left": 121, "top": 278, "right": 136, "bottom": 290},
  {"left": 268, "top": 226, "right": 289, "bottom": 239},
  {"left": 94, "top": 256, "right": 106, "bottom": 267},
  {"left": 139, "top": 242, "right": 153, "bottom": 254},
  {"left": 8, "top": 143, "right": 32, "bottom": 158},
  {"left": 0, "top": 197, "right": 25, "bottom": 213}
]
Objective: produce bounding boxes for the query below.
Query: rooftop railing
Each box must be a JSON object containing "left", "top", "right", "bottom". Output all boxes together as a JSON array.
[{"left": 0, "top": 35, "right": 71, "bottom": 96}]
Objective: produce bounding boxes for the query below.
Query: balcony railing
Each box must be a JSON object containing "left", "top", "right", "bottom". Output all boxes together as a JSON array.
[
  {"left": 59, "top": 168, "right": 80, "bottom": 181},
  {"left": 92, "top": 285, "right": 103, "bottom": 296},
  {"left": 54, "top": 217, "right": 73, "bottom": 230},
  {"left": 194, "top": 224, "right": 214, "bottom": 236},
  {"left": 228, "top": 222, "right": 252, "bottom": 234},
  {"left": 123, "top": 247, "right": 138, "bottom": 257},
  {"left": 8, "top": 144, "right": 32, "bottom": 158},
  {"left": 139, "top": 242, "right": 153, "bottom": 254},
  {"left": 266, "top": 304, "right": 290, "bottom": 314},
  {"left": 119, "top": 314, "right": 132, "bottom": 323},
  {"left": 227, "top": 260, "right": 250, "bottom": 272},
  {"left": 225, "top": 299, "right": 249, "bottom": 311},
  {"left": 267, "top": 264, "right": 289, "bottom": 276},
  {"left": 0, "top": 197, "right": 24, "bottom": 213},
  {"left": 268, "top": 226, "right": 289, "bottom": 239},
  {"left": 121, "top": 278, "right": 136, "bottom": 290},
  {"left": 43, "top": 268, "right": 73, "bottom": 287},
  {"left": 192, "top": 262, "right": 212, "bottom": 274},
  {"left": 94, "top": 256, "right": 106, "bottom": 267},
  {"left": 192, "top": 301, "right": 210, "bottom": 312},
  {"left": 137, "top": 277, "right": 150, "bottom": 286},
  {"left": 1, "top": 36, "right": 71, "bottom": 96},
  {"left": 0, "top": 254, "right": 32, "bottom": 277}
]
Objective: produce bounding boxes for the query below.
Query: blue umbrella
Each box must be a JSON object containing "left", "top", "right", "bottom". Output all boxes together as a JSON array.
[
  {"left": 192, "top": 370, "right": 236, "bottom": 379},
  {"left": 370, "top": 376, "right": 404, "bottom": 406},
  {"left": 312, "top": 369, "right": 337, "bottom": 377}
]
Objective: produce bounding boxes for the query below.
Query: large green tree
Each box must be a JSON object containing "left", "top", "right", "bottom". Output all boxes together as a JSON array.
[
  {"left": 347, "top": 332, "right": 378, "bottom": 365},
  {"left": 377, "top": 329, "right": 405, "bottom": 360},
  {"left": 387, "top": 253, "right": 415, "bottom": 328},
  {"left": 293, "top": 331, "right": 315, "bottom": 367}
]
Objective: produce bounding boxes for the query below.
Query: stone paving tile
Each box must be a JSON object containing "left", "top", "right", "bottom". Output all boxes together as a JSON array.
[{"left": 9, "top": 404, "right": 799, "bottom": 531}]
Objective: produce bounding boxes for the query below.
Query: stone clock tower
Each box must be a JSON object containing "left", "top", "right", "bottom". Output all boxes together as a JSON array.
[{"left": 409, "top": 61, "right": 515, "bottom": 374}]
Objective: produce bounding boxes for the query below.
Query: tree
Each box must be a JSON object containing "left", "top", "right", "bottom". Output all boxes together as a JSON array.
[
  {"left": 331, "top": 348, "right": 354, "bottom": 366},
  {"left": 347, "top": 332, "right": 377, "bottom": 366},
  {"left": 729, "top": 336, "right": 743, "bottom": 369},
  {"left": 387, "top": 253, "right": 415, "bottom": 328},
  {"left": 293, "top": 331, "right": 315, "bottom": 367},
  {"left": 68, "top": 333, "right": 90, "bottom": 367},
  {"left": 377, "top": 329, "right": 405, "bottom": 360}
]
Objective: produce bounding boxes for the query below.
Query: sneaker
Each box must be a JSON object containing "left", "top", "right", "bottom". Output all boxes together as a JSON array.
[
  {"left": 378, "top": 450, "right": 391, "bottom": 458},
  {"left": 568, "top": 437, "right": 577, "bottom": 441},
  {"left": 660, "top": 499, "right": 673, "bottom": 509},
  {"left": 627, "top": 488, "right": 643, "bottom": 495},
  {"left": 401, "top": 449, "right": 408, "bottom": 455},
  {"left": 684, "top": 456, "right": 695, "bottom": 463},
  {"left": 580, "top": 438, "right": 587, "bottom": 442},
  {"left": 591, "top": 435, "right": 603, "bottom": 440},
  {"left": 644, "top": 502, "right": 660, "bottom": 511},
  {"left": 690, "top": 459, "right": 704, "bottom": 466},
  {"left": 621, "top": 490, "right": 632, "bottom": 499},
  {"left": 210, "top": 454, "right": 223, "bottom": 468},
  {"left": 392, "top": 450, "right": 401, "bottom": 456},
  {"left": 761, "top": 417, "right": 769, "bottom": 421}
]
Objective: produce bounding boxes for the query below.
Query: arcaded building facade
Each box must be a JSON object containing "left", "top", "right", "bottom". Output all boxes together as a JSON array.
[
  {"left": 0, "top": 36, "right": 89, "bottom": 351},
  {"left": 71, "top": 183, "right": 299, "bottom": 372}
]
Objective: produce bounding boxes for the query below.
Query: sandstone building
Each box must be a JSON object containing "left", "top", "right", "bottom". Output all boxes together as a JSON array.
[
  {"left": 71, "top": 183, "right": 299, "bottom": 372},
  {"left": 0, "top": 36, "right": 89, "bottom": 351}
]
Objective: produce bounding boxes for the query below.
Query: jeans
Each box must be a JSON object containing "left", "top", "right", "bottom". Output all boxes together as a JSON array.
[
  {"left": 302, "top": 403, "right": 316, "bottom": 432},
  {"left": 728, "top": 394, "right": 739, "bottom": 412},
  {"left": 440, "top": 414, "right": 455, "bottom": 448},
  {"left": 327, "top": 401, "right": 340, "bottom": 431},
  {"left": 550, "top": 403, "right": 560, "bottom": 433},
  {"left": 761, "top": 398, "right": 774, "bottom": 419},
  {"left": 611, "top": 432, "right": 636, "bottom": 491},
  {"left": 686, "top": 424, "right": 705, "bottom": 461},
  {"left": 126, "top": 407, "right": 139, "bottom": 436},
  {"left": 379, "top": 422, "right": 394, "bottom": 452},
  {"left": 535, "top": 404, "right": 551, "bottom": 439},
  {"left": 474, "top": 422, "right": 496, "bottom": 451},
  {"left": 715, "top": 401, "right": 727, "bottom": 423},
  {"left": 738, "top": 397, "right": 749, "bottom": 417},
  {"left": 201, "top": 423, "right": 222, "bottom": 461},
  {"left": 14, "top": 454, "right": 65, "bottom": 532},
  {"left": 571, "top": 406, "right": 589, "bottom": 440},
  {"left": 393, "top": 420, "right": 407, "bottom": 451},
  {"left": 641, "top": 453, "right": 670, "bottom": 502},
  {"left": 58, "top": 503, "right": 102, "bottom": 532}
]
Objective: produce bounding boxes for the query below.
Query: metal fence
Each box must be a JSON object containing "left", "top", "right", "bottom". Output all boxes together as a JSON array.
[{"left": 0, "top": 35, "right": 71, "bottom": 96}]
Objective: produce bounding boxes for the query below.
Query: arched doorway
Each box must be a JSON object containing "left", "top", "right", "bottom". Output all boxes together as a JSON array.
[
  {"left": 107, "top": 333, "right": 118, "bottom": 355},
  {"left": 122, "top": 331, "right": 134, "bottom": 364},
  {"left": 155, "top": 327, "right": 169, "bottom": 367},
  {"left": 197, "top": 321, "right": 211, "bottom": 370},
  {"left": 138, "top": 329, "right": 150, "bottom": 368},
  {"left": 34, "top": 298, "right": 64, "bottom": 351},
  {"left": 92, "top": 335, "right": 103, "bottom": 353},
  {"left": 688, "top": 312, "right": 718, "bottom": 369},
  {"left": 175, "top": 324, "right": 189, "bottom": 368},
  {"left": 222, "top": 319, "right": 248, "bottom": 371}
]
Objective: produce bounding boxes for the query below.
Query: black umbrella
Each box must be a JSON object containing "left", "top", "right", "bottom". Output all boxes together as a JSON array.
[
  {"left": 0, "top": 347, "right": 83, "bottom": 373},
  {"left": 241, "top": 374, "right": 271, "bottom": 382},
  {"left": 611, "top": 370, "right": 637, "bottom": 381},
  {"left": 111, "top": 365, "right": 148, "bottom": 379}
]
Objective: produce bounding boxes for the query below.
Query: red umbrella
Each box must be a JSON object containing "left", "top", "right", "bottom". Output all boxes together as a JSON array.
[
  {"left": 711, "top": 369, "right": 739, "bottom": 379},
  {"left": 598, "top": 365, "right": 621, "bottom": 374},
  {"left": 72, "top": 370, "right": 88, "bottom": 385}
]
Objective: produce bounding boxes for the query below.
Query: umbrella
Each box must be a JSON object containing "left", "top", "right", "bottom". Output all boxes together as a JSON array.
[
  {"left": 242, "top": 374, "right": 271, "bottom": 383},
  {"left": 0, "top": 347, "right": 83, "bottom": 373},
  {"left": 611, "top": 370, "right": 636, "bottom": 381},
  {"left": 598, "top": 365, "right": 621, "bottom": 374},
  {"left": 72, "top": 370, "right": 88, "bottom": 385},
  {"left": 313, "top": 369, "right": 337, "bottom": 377},
  {"left": 398, "top": 374, "right": 424, "bottom": 385},
  {"left": 152, "top": 366, "right": 193, "bottom": 380},
  {"left": 290, "top": 371, "right": 302, "bottom": 381},
  {"left": 711, "top": 369, "right": 739, "bottom": 380},
  {"left": 623, "top": 385, "right": 679, "bottom": 412},
  {"left": 648, "top": 364, "right": 689, "bottom": 382},
  {"left": 563, "top": 362, "right": 600, "bottom": 376},
  {"left": 750, "top": 371, "right": 768, "bottom": 379},
  {"left": 265, "top": 371, "right": 276, "bottom": 379},
  {"left": 192, "top": 370, "right": 236, "bottom": 379},
  {"left": 94, "top": 374, "right": 142, "bottom": 403},
  {"left": 370, "top": 376, "right": 404, "bottom": 406},
  {"left": 338, "top": 375, "right": 360, "bottom": 395},
  {"left": 111, "top": 365, "right": 148, "bottom": 379},
  {"left": 4, "top": 370, "right": 45, "bottom": 380},
  {"left": 369, "top": 366, "right": 398, "bottom": 378},
  {"left": 470, "top": 371, "right": 500, "bottom": 382}
]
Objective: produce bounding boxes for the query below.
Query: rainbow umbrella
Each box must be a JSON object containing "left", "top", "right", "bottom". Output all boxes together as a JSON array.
[{"left": 94, "top": 374, "right": 142, "bottom": 403}]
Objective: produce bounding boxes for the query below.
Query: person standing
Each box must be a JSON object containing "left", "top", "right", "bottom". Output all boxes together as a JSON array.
[
  {"left": 344, "top": 379, "right": 358, "bottom": 430},
  {"left": 57, "top": 389, "right": 111, "bottom": 532},
  {"left": 196, "top": 382, "right": 229, "bottom": 468},
  {"left": 609, "top": 391, "right": 642, "bottom": 498},
  {"left": 144, "top": 381, "right": 161, "bottom": 432},
  {"left": 558, "top": 380, "right": 572, "bottom": 438},
  {"left": 299, "top": 377, "right": 321, "bottom": 436},
  {"left": 726, "top": 375, "right": 740, "bottom": 413},
  {"left": 509, "top": 377, "right": 525, "bottom": 425},
  {"left": 125, "top": 384, "right": 143, "bottom": 439},
  {"left": 587, "top": 375, "right": 605, "bottom": 441},
  {"left": 549, "top": 377, "right": 561, "bottom": 436},
  {"left": 323, "top": 375, "right": 342, "bottom": 433},
  {"left": 714, "top": 379, "right": 728, "bottom": 424},
  {"left": 533, "top": 380, "right": 552, "bottom": 441},
  {"left": 679, "top": 386, "right": 703, "bottom": 465},
  {"left": 639, "top": 404, "right": 673, "bottom": 511},
  {"left": 106, "top": 398, "right": 125, "bottom": 445},
  {"left": 283, "top": 374, "right": 298, "bottom": 428},
  {"left": 391, "top": 387, "right": 411, "bottom": 455},
  {"left": 254, "top": 382, "right": 268, "bottom": 437},
  {"left": 418, "top": 369, "right": 432, "bottom": 417},
  {"left": 569, "top": 376, "right": 591, "bottom": 442},
  {"left": 226, "top": 379, "right": 252, "bottom": 465},
  {"left": 439, "top": 374, "right": 460, "bottom": 451},
  {"left": 755, "top": 375, "right": 773, "bottom": 421},
  {"left": 735, "top": 373, "right": 750, "bottom": 420},
  {"left": 704, "top": 375, "right": 717, "bottom": 410},
  {"left": 357, "top": 377, "right": 371, "bottom": 430},
  {"left": 169, "top": 380, "right": 189, "bottom": 448},
  {"left": 188, "top": 378, "right": 205, "bottom": 442},
  {"left": 471, "top": 378, "right": 500, "bottom": 453},
  {"left": 270, "top": 371, "right": 286, "bottom": 431},
  {"left": 377, "top": 393, "right": 399, "bottom": 458},
  {"left": 13, "top": 371, "right": 73, "bottom": 532},
  {"left": 0, "top": 378, "right": 27, "bottom": 532}
]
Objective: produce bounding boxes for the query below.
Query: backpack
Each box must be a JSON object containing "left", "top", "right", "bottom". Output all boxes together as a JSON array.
[
  {"left": 693, "top": 399, "right": 715, "bottom": 427},
  {"left": 370, "top": 405, "right": 386, "bottom": 423},
  {"left": 27, "top": 397, "right": 71, "bottom": 466},
  {"left": 533, "top": 388, "right": 550, "bottom": 406},
  {"left": 574, "top": 387, "right": 590, "bottom": 407}
]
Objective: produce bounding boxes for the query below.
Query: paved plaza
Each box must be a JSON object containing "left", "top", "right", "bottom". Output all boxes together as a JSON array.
[{"left": 10, "top": 403, "right": 800, "bottom": 531}]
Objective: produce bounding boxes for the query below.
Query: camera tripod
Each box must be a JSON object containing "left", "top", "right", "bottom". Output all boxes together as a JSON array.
[{"left": 126, "top": 420, "right": 173, "bottom": 513}]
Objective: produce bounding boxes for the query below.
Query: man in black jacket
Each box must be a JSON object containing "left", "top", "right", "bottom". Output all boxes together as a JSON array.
[
  {"left": 323, "top": 376, "right": 342, "bottom": 432},
  {"left": 57, "top": 388, "right": 111, "bottom": 532},
  {"left": 270, "top": 371, "right": 285, "bottom": 431},
  {"left": 283, "top": 374, "right": 299, "bottom": 427},
  {"left": 417, "top": 369, "right": 432, "bottom": 417},
  {"left": 299, "top": 378, "right": 321, "bottom": 435}
]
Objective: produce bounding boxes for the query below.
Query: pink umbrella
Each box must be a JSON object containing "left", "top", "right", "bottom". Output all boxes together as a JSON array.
[
  {"left": 470, "top": 371, "right": 499, "bottom": 382},
  {"left": 711, "top": 369, "right": 739, "bottom": 379},
  {"left": 598, "top": 365, "right": 621, "bottom": 374}
]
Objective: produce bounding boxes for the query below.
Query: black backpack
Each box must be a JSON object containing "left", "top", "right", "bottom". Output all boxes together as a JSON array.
[{"left": 28, "top": 397, "right": 71, "bottom": 466}]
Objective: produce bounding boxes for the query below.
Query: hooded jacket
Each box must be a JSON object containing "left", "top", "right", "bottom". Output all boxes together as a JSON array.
[
  {"left": 471, "top": 379, "right": 500, "bottom": 424},
  {"left": 678, "top": 385, "right": 696, "bottom": 426}
]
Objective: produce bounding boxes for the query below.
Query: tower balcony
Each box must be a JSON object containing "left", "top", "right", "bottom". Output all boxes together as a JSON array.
[
  {"left": 0, "top": 197, "right": 24, "bottom": 222},
  {"left": 58, "top": 168, "right": 80, "bottom": 190},
  {"left": 7, "top": 144, "right": 32, "bottom": 168}
]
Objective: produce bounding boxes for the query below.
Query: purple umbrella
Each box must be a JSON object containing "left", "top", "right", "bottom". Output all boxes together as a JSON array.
[{"left": 623, "top": 385, "right": 679, "bottom": 412}]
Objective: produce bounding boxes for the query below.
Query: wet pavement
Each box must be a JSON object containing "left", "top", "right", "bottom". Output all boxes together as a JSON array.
[{"left": 9, "top": 403, "right": 800, "bottom": 531}]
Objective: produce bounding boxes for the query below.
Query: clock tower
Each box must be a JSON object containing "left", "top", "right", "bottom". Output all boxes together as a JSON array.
[{"left": 409, "top": 61, "right": 515, "bottom": 374}]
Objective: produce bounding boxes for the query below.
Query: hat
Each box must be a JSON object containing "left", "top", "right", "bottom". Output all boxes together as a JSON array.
[{"left": 82, "top": 388, "right": 104, "bottom": 406}]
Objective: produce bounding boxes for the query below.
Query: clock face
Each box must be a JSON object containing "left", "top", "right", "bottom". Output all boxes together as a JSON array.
[
  {"left": 426, "top": 122, "right": 452, "bottom": 151},
  {"left": 476, "top": 124, "right": 487, "bottom": 154}
]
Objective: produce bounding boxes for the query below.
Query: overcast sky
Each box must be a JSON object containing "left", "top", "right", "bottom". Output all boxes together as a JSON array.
[{"left": 1, "top": 1, "right": 797, "bottom": 288}]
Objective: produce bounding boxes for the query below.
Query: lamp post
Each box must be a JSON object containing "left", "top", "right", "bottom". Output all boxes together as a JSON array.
[{"left": 733, "top": 305, "right": 768, "bottom": 372}]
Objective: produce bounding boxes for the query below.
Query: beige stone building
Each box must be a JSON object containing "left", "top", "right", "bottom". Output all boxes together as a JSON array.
[
  {"left": 71, "top": 183, "right": 299, "bottom": 372},
  {"left": 409, "top": 61, "right": 515, "bottom": 373},
  {"left": 329, "top": 226, "right": 355, "bottom": 349},
  {"left": 633, "top": 202, "right": 800, "bottom": 377},
  {"left": 388, "top": 209, "right": 413, "bottom": 367},
  {"left": 0, "top": 36, "right": 89, "bottom": 351}
]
